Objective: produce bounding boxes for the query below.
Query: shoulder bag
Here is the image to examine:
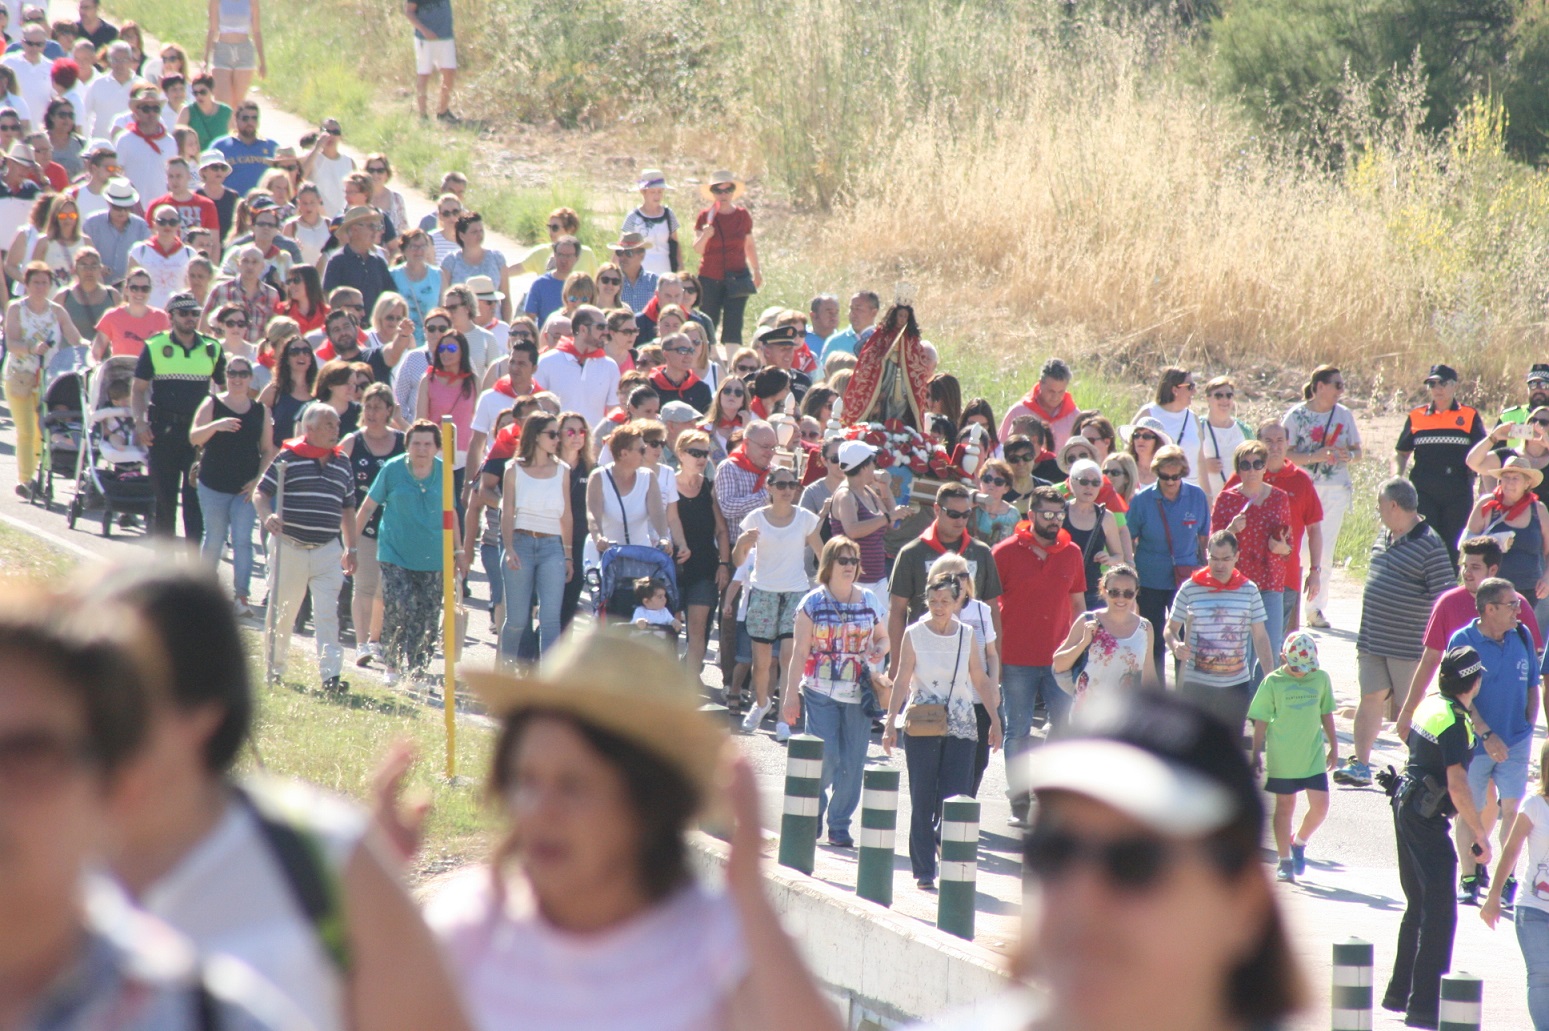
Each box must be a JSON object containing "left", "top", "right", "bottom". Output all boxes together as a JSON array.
[
  {"left": 1053, "top": 613, "right": 1097, "bottom": 696},
  {"left": 815, "top": 588, "right": 888, "bottom": 718},
  {"left": 1157, "top": 493, "right": 1201, "bottom": 588},
  {"left": 903, "top": 625, "right": 965, "bottom": 737}
]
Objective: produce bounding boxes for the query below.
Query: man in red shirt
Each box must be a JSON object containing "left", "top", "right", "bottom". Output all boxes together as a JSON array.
[
  {"left": 992, "top": 484, "right": 1086, "bottom": 825},
  {"left": 144, "top": 157, "right": 218, "bottom": 234}
]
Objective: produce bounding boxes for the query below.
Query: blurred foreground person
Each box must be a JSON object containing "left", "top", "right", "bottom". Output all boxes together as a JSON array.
[
  {"left": 428, "top": 629, "right": 843, "bottom": 1031},
  {"left": 912, "top": 690, "right": 1305, "bottom": 1031},
  {"left": 84, "top": 562, "right": 474, "bottom": 1031},
  {"left": 0, "top": 583, "right": 299, "bottom": 1029}
]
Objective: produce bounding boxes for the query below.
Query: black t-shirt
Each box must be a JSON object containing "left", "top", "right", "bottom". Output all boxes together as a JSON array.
[
  {"left": 890, "top": 532, "right": 1003, "bottom": 622},
  {"left": 1404, "top": 698, "right": 1473, "bottom": 783},
  {"left": 202, "top": 187, "right": 239, "bottom": 244}
]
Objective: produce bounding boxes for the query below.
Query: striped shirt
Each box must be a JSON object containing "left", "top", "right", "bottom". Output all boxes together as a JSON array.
[
  {"left": 1357, "top": 520, "right": 1456, "bottom": 660},
  {"left": 257, "top": 450, "right": 355, "bottom": 546}
]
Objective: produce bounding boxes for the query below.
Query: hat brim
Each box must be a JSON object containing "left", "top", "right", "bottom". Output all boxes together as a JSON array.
[
  {"left": 609, "top": 240, "right": 654, "bottom": 252},
  {"left": 475, "top": 292, "right": 505, "bottom": 302},
  {"left": 1057, "top": 444, "right": 1099, "bottom": 475},
  {"left": 1119, "top": 424, "right": 1173, "bottom": 449},
  {"left": 700, "top": 181, "right": 745, "bottom": 202},
  {"left": 1014, "top": 739, "right": 1237, "bottom": 837},
  {"left": 465, "top": 669, "right": 729, "bottom": 805},
  {"left": 1500, "top": 465, "right": 1546, "bottom": 489}
]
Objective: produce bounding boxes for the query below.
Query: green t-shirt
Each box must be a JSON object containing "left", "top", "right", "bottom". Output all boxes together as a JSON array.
[
  {"left": 1246, "top": 668, "right": 1335, "bottom": 779},
  {"left": 367, "top": 453, "right": 445, "bottom": 571},
  {"left": 188, "top": 102, "right": 233, "bottom": 150}
]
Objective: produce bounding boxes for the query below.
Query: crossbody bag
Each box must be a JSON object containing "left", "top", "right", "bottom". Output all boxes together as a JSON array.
[{"left": 1157, "top": 493, "right": 1201, "bottom": 588}]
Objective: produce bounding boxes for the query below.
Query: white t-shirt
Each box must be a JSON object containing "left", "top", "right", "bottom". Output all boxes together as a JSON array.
[
  {"left": 1197, "top": 416, "right": 1249, "bottom": 497},
  {"left": 470, "top": 386, "right": 514, "bottom": 438},
  {"left": 127, "top": 240, "right": 196, "bottom": 308},
  {"left": 426, "top": 871, "right": 749, "bottom": 1031},
  {"left": 1133, "top": 403, "right": 1202, "bottom": 485},
  {"left": 115, "top": 128, "right": 173, "bottom": 202},
  {"left": 957, "top": 597, "right": 999, "bottom": 677},
  {"left": 534, "top": 347, "right": 619, "bottom": 428},
  {"left": 2, "top": 54, "right": 51, "bottom": 130},
  {"left": 1517, "top": 794, "right": 1549, "bottom": 914},
  {"left": 741, "top": 506, "right": 820, "bottom": 593},
  {"left": 311, "top": 151, "right": 355, "bottom": 217},
  {"left": 632, "top": 605, "right": 676, "bottom": 626},
  {"left": 82, "top": 71, "right": 136, "bottom": 139}
]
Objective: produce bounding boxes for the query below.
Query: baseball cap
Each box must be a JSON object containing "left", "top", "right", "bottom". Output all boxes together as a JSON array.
[
  {"left": 1438, "top": 645, "right": 1483, "bottom": 695},
  {"left": 658, "top": 401, "right": 700, "bottom": 425},
  {"left": 1424, "top": 364, "right": 1459, "bottom": 384},
  {"left": 837, "top": 440, "right": 876, "bottom": 473},
  {"left": 165, "top": 292, "right": 201, "bottom": 314},
  {"left": 1528, "top": 364, "right": 1549, "bottom": 384},
  {"left": 1015, "top": 690, "right": 1261, "bottom": 839}
]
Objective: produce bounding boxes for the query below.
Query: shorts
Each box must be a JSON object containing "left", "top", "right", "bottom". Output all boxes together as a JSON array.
[
  {"left": 1356, "top": 652, "right": 1419, "bottom": 699},
  {"left": 1468, "top": 735, "right": 1532, "bottom": 806},
  {"left": 745, "top": 587, "right": 803, "bottom": 643},
  {"left": 1265, "top": 773, "right": 1330, "bottom": 794},
  {"left": 414, "top": 37, "right": 458, "bottom": 74},
  {"left": 679, "top": 576, "right": 718, "bottom": 608},
  {"left": 211, "top": 39, "right": 258, "bottom": 71}
]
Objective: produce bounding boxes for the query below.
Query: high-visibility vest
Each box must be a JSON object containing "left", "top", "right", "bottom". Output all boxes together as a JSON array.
[{"left": 143, "top": 331, "right": 219, "bottom": 381}]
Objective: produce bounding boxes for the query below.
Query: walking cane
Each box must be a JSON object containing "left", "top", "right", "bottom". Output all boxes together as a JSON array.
[{"left": 264, "top": 462, "right": 286, "bottom": 684}]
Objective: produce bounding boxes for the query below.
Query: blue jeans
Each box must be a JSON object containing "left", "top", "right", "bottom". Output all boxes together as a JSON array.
[
  {"left": 500, "top": 533, "right": 565, "bottom": 661},
  {"left": 1517, "top": 905, "right": 1549, "bottom": 1031},
  {"left": 1001, "top": 664, "right": 1069, "bottom": 810},
  {"left": 480, "top": 542, "right": 503, "bottom": 607},
  {"left": 801, "top": 687, "right": 871, "bottom": 838},
  {"left": 196, "top": 482, "right": 256, "bottom": 598},
  {"left": 902, "top": 733, "right": 976, "bottom": 881},
  {"left": 1251, "top": 588, "right": 1284, "bottom": 687}
]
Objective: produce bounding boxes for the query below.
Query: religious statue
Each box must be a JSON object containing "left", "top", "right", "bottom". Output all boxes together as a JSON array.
[{"left": 842, "top": 301, "right": 932, "bottom": 429}]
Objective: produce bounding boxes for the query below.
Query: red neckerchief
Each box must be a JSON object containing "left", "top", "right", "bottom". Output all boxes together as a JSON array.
[
  {"left": 1012, "top": 521, "right": 1072, "bottom": 550},
  {"left": 1482, "top": 487, "right": 1539, "bottom": 523},
  {"left": 1037, "top": 448, "right": 1056, "bottom": 466},
  {"left": 649, "top": 366, "right": 700, "bottom": 393},
  {"left": 282, "top": 437, "right": 341, "bottom": 461},
  {"left": 486, "top": 422, "right": 521, "bottom": 462},
  {"left": 256, "top": 348, "right": 276, "bottom": 369},
  {"left": 127, "top": 121, "right": 167, "bottom": 154},
  {"left": 605, "top": 409, "right": 628, "bottom": 424},
  {"left": 794, "top": 341, "right": 817, "bottom": 374},
  {"left": 642, "top": 295, "right": 661, "bottom": 321},
  {"left": 714, "top": 408, "right": 742, "bottom": 429},
  {"left": 919, "top": 521, "right": 970, "bottom": 555},
  {"left": 750, "top": 396, "right": 771, "bottom": 420},
  {"left": 427, "top": 368, "right": 469, "bottom": 384},
  {"left": 1190, "top": 567, "right": 1251, "bottom": 592},
  {"left": 148, "top": 236, "right": 185, "bottom": 258},
  {"left": 1021, "top": 389, "right": 1076, "bottom": 425},
  {"left": 492, "top": 376, "right": 518, "bottom": 398},
  {"left": 729, "top": 444, "right": 768, "bottom": 492},
  {"left": 552, "top": 336, "right": 594, "bottom": 366}
]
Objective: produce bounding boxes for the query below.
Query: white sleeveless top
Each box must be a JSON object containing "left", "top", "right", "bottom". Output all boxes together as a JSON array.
[
  {"left": 137, "top": 778, "right": 367, "bottom": 1031},
  {"left": 906, "top": 618, "right": 979, "bottom": 741},
  {"left": 290, "top": 217, "right": 333, "bottom": 266},
  {"left": 512, "top": 460, "right": 568, "bottom": 535},
  {"left": 592, "top": 466, "right": 654, "bottom": 545},
  {"left": 426, "top": 870, "right": 749, "bottom": 1031},
  {"left": 1072, "top": 614, "right": 1150, "bottom": 712}
]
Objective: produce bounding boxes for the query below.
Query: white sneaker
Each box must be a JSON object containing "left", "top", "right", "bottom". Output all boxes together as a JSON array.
[
  {"left": 232, "top": 599, "right": 251, "bottom": 619},
  {"left": 740, "top": 702, "right": 770, "bottom": 735},
  {"left": 775, "top": 721, "right": 792, "bottom": 743},
  {"left": 1306, "top": 609, "right": 1331, "bottom": 629},
  {"left": 384, "top": 668, "right": 400, "bottom": 687}
]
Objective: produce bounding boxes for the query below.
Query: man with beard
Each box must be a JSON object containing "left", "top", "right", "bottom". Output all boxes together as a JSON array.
[
  {"left": 992, "top": 485, "right": 1087, "bottom": 825},
  {"left": 1487, "top": 363, "right": 1549, "bottom": 491}
]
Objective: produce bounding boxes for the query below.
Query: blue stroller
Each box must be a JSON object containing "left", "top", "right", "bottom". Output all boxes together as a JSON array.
[{"left": 589, "top": 544, "right": 680, "bottom": 629}]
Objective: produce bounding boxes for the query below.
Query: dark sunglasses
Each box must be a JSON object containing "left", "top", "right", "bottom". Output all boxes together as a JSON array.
[
  {"left": 1006, "top": 452, "right": 1035, "bottom": 463},
  {"left": 1157, "top": 472, "right": 1184, "bottom": 482},
  {"left": 769, "top": 479, "right": 800, "bottom": 490},
  {"left": 1072, "top": 477, "right": 1102, "bottom": 488},
  {"left": 1210, "top": 391, "right": 1234, "bottom": 400},
  {"left": 683, "top": 448, "right": 710, "bottom": 460},
  {"left": 1533, "top": 418, "right": 1549, "bottom": 428},
  {"left": 734, "top": 365, "right": 759, "bottom": 375},
  {"left": 437, "top": 342, "right": 460, "bottom": 353},
  {"left": 980, "top": 475, "right": 1009, "bottom": 486},
  {"left": 662, "top": 346, "right": 695, "bottom": 355},
  {"left": 1237, "top": 458, "right": 1266, "bottom": 471},
  {"left": 125, "top": 283, "right": 151, "bottom": 292},
  {"left": 367, "top": 165, "right": 388, "bottom": 174},
  {"left": 286, "top": 346, "right": 312, "bottom": 356},
  {"left": 834, "top": 555, "right": 861, "bottom": 567},
  {"left": 1105, "top": 588, "right": 1137, "bottom": 599},
  {"left": 425, "top": 323, "right": 451, "bottom": 333},
  {"left": 939, "top": 507, "right": 972, "bottom": 520},
  {"left": 598, "top": 275, "right": 621, "bottom": 286},
  {"left": 710, "top": 184, "right": 735, "bottom": 195},
  {"left": 1025, "top": 828, "right": 1196, "bottom": 892},
  {"left": 723, "top": 386, "right": 746, "bottom": 397},
  {"left": 643, "top": 438, "right": 666, "bottom": 448},
  {"left": 438, "top": 208, "right": 460, "bottom": 217},
  {"left": 510, "top": 332, "right": 536, "bottom": 343},
  {"left": 223, "top": 319, "right": 249, "bottom": 329},
  {"left": 154, "top": 218, "right": 181, "bottom": 227},
  {"left": 226, "top": 367, "right": 253, "bottom": 377},
  {"left": 1132, "top": 432, "right": 1158, "bottom": 443},
  {"left": 1104, "top": 467, "right": 1129, "bottom": 479}
]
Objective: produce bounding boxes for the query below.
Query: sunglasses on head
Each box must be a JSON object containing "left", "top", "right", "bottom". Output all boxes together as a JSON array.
[{"left": 1024, "top": 828, "right": 1202, "bottom": 893}]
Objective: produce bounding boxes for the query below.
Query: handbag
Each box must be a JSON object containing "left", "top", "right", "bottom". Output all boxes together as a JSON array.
[
  {"left": 723, "top": 268, "right": 757, "bottom": 299},
  {"left": 903, "top": 625, "right": 965, "bottom": 737},
  {"left": 1157, "top": 493, "right": 1200, "bottom": 588},
  {"left": 1053, "top": 614, "right": 1096, "bottom": 696},
  {"left": 814, "top": 588, "right": 887, "bottom": 718}
]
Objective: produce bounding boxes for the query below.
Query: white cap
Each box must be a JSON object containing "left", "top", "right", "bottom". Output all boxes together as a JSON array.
[{"left": 837, "top": 440, "right": 876, "bottom": 473}]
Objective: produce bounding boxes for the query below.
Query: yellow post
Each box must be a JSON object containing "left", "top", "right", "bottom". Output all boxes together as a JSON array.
[{"left": 441, "top": 415, "right": 457, "bottom": 779}]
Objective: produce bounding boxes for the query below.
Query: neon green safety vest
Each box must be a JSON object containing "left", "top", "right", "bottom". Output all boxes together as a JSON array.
[
  {"left": 143, "top": 331, "right": 219, "bottom": 381},
  {"left": 1412, "top": 693, "right": 1475, "bottom": 750}
]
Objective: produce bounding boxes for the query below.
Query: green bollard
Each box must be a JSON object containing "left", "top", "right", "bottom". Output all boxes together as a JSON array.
[
  {"left": 937, "top": 794, "right": 979, "bottom": 940},
  {"left": 778, "top": 734, "right": 824, "bottom": 874},
  {"left": 856, "top": 768, "right": 900, "bottom": 907},
  {"left": 1330, "top": 938, "right": 1373, "bottom": 1031},
  {"left": 1438, "top": 972, "right": 1482, "bottom": 1031}
]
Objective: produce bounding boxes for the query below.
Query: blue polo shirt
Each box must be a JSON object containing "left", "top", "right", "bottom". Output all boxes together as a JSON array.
[
  {"left": 523, "top": 273, "right": 564, "bottom": 328},
  {"left": 818, "top": 326, "right": 874, "bottom": 367},
  {"left": 1448, "top": 620, "right": 1539, "bottom": 750},
  {"left": 211, "top": 134, "right": 278, "bottom": 195},
  {"left": 1125, "top": 482, "right": 1211, "bottom": 591}
]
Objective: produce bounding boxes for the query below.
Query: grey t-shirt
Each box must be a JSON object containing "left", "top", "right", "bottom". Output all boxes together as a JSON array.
[{"left": 410, "top": 0, "right": 454, "bottom": 39}]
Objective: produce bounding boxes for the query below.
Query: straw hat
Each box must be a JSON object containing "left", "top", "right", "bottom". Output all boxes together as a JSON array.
[
  {"left": 1119, "top": 416, "right": 1174, "bottom": 449},
  {"left": 1498, "top": 454, "right": 1545, "bottom": 490},
  {"left": 340, "top": 205, "right": 380, "bottom": 230},
  {"left": 1057, "top": 435, "right": 1101, "bottom": 474},
  {"left": 635, "top": 168, "right": 670, "bottom": 191},
  {"left": 266, "top": 145, "right": 300, "bottom": 167},
  {"left": 699, "top": 169, "right": 744, "bottom": 202},
  {"left": 607, "top": 231, "right": 652, "bottom": 253},
  {"left": 465, "top": 274, "right": 504, "bottom": 302},
  {"left": 465, "top": 627, "right": 728, "bottom": 804}
]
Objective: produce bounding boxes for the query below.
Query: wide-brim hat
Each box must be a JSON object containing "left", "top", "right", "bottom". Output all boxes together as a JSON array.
[
  {"left": 465, "top": 274, "right": 504, "bottom": 301},
  {"left": 1119, "top": 416, "right": 1173, "bottom": 449},
  {"left": 266, "top": 145, "right": 300, "bottom": 166},
  {"left": 5, "top": 141, "right": 35, "bottom": 166},
  {"left": 465, "top": 627, "right": 729, "bottom": 806},
  {"left": 1057, "top": 435, "right": 1101, "bottom": 474},
  {"left": 340, "top": 205, "right": 380, "bottom": 230},
  {"left": 1498, "top": 454, "right": 1545, "bottom": 489},
  {"left": 700, "top": 170, "right": 744, "bottom": 202},
  {"left": 635, "top": 168, "right": 670, "bottom": 191},
  {"left": 607, "top": 231, "right": 652, "bottom": 253},
  {"left": 197, "top": 149, "right": 230, "bottom": 172},
  {"left": 102, "top": 177, "right": 138, "bottom": 208}
]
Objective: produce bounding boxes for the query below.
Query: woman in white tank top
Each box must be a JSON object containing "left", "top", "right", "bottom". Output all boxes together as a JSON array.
[
  {"left": 1051, "top": 564, "right": 1158, "bottom": 712},
  {"left": 500, "top": 412, "right": 572, "bottom": 662}
]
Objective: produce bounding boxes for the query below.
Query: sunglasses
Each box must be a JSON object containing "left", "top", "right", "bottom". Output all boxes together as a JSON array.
[
  {"left": 834, "top": 555, "right": 861, "bottom": 567},
  {"left": 547, "top": 222, "right": 563, "bottom": 232},
  {"left": 1210, "top": 391, "right": 1234, "bottom": 400},
  {"left": 1105, "top": 588, "right": 1137, "bottom": 599},
  {"left": 613, "top": 326, "right": 639, "bottom": 336},
  {"left": 563, "top": 427, "right": 585, "bottom": 437},
  {"left": 226, "top": 367, "right": 253, "bottom": 377},
  {"left": 1104, "top": 467, "right": 1128, "bottom": 479},
  {"left": 425, "top": 323, "right": 451, "bottom": 333},
  {"left": 1157, "top": 472, "right": 1184, "bottom": 482},
  {"left": 598, "top": 276, "right": 621, "bottom": 286},
  {"left": 538, "top": 430, "right": 560, "bottom": 439},
  {"left": 286, "top": 347, "right": 312, "bottom": 356},
  {"left": 683, "top": 448, "right": 710, "bottom": 460},
  {"left": 1533, "top": 418, "right": 1549, "bottom": 427},
  {"left": 224, "top": 320, "right": 249, "bottom": 328},
  {"left": 662, "top": 346, "right": 695, "bottom": 355},
  {"left": 734, "top": 365, "right": 759, "bottom": 375},
  {"left": 236, "top": 114, "right": 258, "bottom": 122},
  {"left": 769, "top": 480, "right": 800, "bottom": 490},
  {"left": 438, "top": 208, "right": 461, "bottom": 218},
  {"left": 1025, "top": 828, "right": 1196, "bottom": 892},
  {"left": 710, "top": 184, "right": 735, "bottom": 194},
  {"left": 1179, "top": 382, "right": 1197, "bottom": 391},
  {"left": 367, "top": 166, "right": 388, "bottom": 174},
  {"left": 254, "top": 220, "right": 278, "bottom": 229},
  {"left": 510, "top": 332, "right": 536, "bottom": 343},
  {"left": 126, "top": 283, "right": 150, "bottom": 292},
  {"left": 193, "top": 88, "right": 211, "bottom": 98},
  {"left": 154, "top": 218, "right": 180, "bottom": 227},
  {"left": 1033, "top": 509, "right": 1064, "bottom": 521},
  {"left": 1237, "top": 458, "right": 1266, "bottom": 471},
  {"left": 1006, "top": 452, "right": 1035, "bottom": 463},
  {"left": 57, "top": 212, "right": 78, "bottom": 222},
  {"left": 437, "top": 343, "right": 460, "bottom": 353},
  {"left": 980, "top": 475, "right": 1009, "bottom": 486},
  {"left": 0, "top": 124, "right": 20, "bottom": 132},
  {"left": 723, "top": 386, "right": 746, "bottom": 397},
  {"left": 939, "top": 507, "right": 972, "bottom": 520},
  {"left": 1072, "top": 477, "right": 1102, "bottom": 488},
  {"left": 801, "top": 429, "right": 822, "bottom": 441},
  {"left": 1132, "top": 432, "right": 1159, "bottom": 442},
  {"left": 643, "top": 438, "right": 666, "bottom": 448}
]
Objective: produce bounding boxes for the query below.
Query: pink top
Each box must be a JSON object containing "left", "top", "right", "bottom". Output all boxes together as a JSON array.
[
  {"left": 424, "top": 868, "right": 749, "bottom": 1031},
  {"left": 422, "top": 373, "right": 475, "bottom": 467},
  {"left": 1210, "top": 483, "right": 1292, "bottom": 592},
  {"left": 96, "top": 305, "right": 170, "bottom": 357},
  {"left": 1423, "top": 584, "right": 1543, "bottom": 651}
]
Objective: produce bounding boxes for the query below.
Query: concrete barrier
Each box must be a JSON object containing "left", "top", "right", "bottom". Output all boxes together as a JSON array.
[{"left": 690, "top": 831, "right": 1017, "bottom": 1027}]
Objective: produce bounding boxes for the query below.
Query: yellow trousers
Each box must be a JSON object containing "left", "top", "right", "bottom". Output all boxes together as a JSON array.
[{"left": 5, "top": 375, "right": 38, "bottom": 486}]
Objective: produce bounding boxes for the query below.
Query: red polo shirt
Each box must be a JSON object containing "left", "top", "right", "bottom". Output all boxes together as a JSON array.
[
  {"left": 1224, "top": 460, "right": 1324, "bottom": 584},
  {"left": 992, "top": 529, "right": 1087, "bottom": 666}
]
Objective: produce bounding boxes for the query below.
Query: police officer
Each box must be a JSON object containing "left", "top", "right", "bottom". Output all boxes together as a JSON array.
[
  {"left": 1383, "top": 645, "right": 1494, "bottom": 1029},
  {"left": 1496, "top": 362, "right": 1549, "bottom": 429},
  {"left": 131, "top": 292, "right": 226, "bottom": 539},
  {"left": 1394, "top": 365, "right": 1487, "bottom": 569}
]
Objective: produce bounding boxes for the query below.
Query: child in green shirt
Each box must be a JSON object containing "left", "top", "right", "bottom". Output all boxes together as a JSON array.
[{"left": 1249, "top": 630, "right": 1338, "bottom": 884}]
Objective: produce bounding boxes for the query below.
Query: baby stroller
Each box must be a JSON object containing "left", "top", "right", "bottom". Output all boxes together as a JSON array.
[
  {"left": 588, "top": 544, "right": 681, "bottom": 632},
  {"left": 24, "top": 344, "right": 89, "bottom": 508},
  {"left": 66, "top": 356, "right": 156, "bottom": 537}
]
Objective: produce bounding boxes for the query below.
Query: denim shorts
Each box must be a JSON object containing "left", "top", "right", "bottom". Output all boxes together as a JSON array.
[
  {"left": 211, "top": 39, "right": 258, "bottom": 70},
  {"left": 679, "top": 576, "right": 718, "bottom": 608},
  {"left": 1468, "top": 734, "right": 1532, "bottom": 805}
]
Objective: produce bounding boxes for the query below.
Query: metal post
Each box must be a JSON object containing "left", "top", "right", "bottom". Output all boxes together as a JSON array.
[
  {"left": 778, "top": 734, "right": 823, "bottom": 874},
  {"left": 937, "top": 795, "right": 979, "bottom": 940},
  {"left": 263, "top": 462, "right": 286, "bottom": 684},
  {"left": 1438, "top": 972, "right": 1482, "bottom": 1031},
  {"left": 856, "top": 768, "right": 899, "bottom": 907},
  {"left": 1330, "top": 938, "right": 1373, "bottom": 1031},
  {"left": 440, "top": 415, "right": 457, "bottom": 779}
]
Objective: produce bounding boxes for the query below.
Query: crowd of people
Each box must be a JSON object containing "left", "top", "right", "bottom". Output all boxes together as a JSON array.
[{"left": 1, "top": 2, "right": 1549, "bottom": 1028}]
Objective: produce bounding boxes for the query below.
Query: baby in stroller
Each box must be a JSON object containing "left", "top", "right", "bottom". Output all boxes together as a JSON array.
[
  {"left": 94, "top": 378, "right": 146, "bottom": 465},
  {"left": 631, "top": 576, "right": 683, "bottom": 637}
]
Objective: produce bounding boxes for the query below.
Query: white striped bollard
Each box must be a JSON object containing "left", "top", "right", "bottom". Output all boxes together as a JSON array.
[
  {"left": 937, "top": 795, "right": 979, "bottom": 940},
  {"left": 1438, "top": 972, "right": 1482, "bottom": 1031},
  {"left": 778, "top": 734, "right": 823, "bottom": 874},
  {"left": 856, "top": 768, "right": 899, "bottom": 907},
  {"left": 1330, "top": 938, "right": 1373, "bottom": 1030}
]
